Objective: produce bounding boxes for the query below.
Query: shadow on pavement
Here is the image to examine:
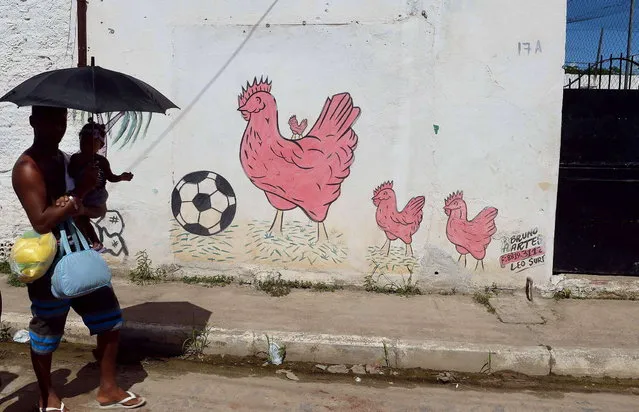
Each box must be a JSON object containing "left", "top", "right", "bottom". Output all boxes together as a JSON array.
[
  {"left": 120, "top": 301, "right": 212, "bottom": 359},
  {"left": 0, "top": 362, "right": 148, "bottom": 411},
  {"left": 0, "top": 369, "right": 72, "bottom": 411},
  {"left": 0, "top": 371, "right": 19, "bottom": 393}
]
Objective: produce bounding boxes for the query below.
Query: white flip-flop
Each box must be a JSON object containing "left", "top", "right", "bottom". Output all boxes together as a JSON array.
[
  {"left": 39, "top": 402, "right": 67, "bottom": 411},
  {"left": 98, "top": 391, "right": 146, "bottom": 409}
]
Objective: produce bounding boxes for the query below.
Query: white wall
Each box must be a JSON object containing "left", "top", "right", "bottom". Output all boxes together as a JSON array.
[
  {"left": 1, "top": 0, "right": 567, "bottom": 290},
  {"left": 0, "top": 0, "right": 81, "bottom": 250}
]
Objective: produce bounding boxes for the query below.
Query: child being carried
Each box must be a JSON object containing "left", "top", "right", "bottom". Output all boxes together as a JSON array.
[{"left": 68, "top": 119, "right": 133, "bottom": 252}]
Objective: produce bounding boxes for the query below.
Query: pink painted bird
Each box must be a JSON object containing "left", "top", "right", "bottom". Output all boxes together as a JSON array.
[
  {"left": 288, "top": 115, "right": 308, "bottom": 139},
  {"left": 372, "top": 181, "right": 426, "bottom": 257},
  {"left": 443, "top": 191, "right": 498, "bottom": 270},
  {"left": 238, "top": 77, "right": 361, "bottom": 242}
]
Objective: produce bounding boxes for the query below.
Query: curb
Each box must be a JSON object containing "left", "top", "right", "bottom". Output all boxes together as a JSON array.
[{"left": 3, "top": 311, "right": 638, "bottom": 379}]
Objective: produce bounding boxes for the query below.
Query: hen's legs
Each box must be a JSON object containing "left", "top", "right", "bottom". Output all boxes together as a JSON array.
[
  {"left": 268, "top": 210, "right": 284, "bottom": 237},
  {"left": 381, "top": 239, "right": 391, "bottom": 256},
  {"left": 458, "top": 254, "right": 467, "bottom": 267},
  {"left": 474, "top": 259, "right": 485, "bottom": 271},
  {"left": 317, "top": 222, "right": 329, "bottom": 243},
  {"left": 405, "top": 243, "right": 414, "bottom": 257}
]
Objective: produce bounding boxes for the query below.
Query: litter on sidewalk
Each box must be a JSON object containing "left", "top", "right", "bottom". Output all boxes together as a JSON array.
[{"left": 13, "top": 329, "right": 30, "bottom": 343}]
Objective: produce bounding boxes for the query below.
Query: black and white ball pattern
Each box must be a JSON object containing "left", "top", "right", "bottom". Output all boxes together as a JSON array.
[
  {"left": 171, "top": 171, "right": 237, "bottom": 236},
  {"left": 0, "top": 239, "right": 14, "bottom": 261}
]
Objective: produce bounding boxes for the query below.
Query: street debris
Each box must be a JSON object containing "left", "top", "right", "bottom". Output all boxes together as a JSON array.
[
  {"left": 366, "top": 364, "right": 382, "bottom": 375},
  {"left": 437, "top": 372, "right": 457, "bottom": 384},
  {"left": 351, "top": 364, "right": 366, "bottom": 375},
  {"left": 327, "top": 364, "right": 349, "bottom": 374},
  {"left": 267, "top": 339, "right": 284, "bottom": 365},
  {"left": 315, "top": 364, "right": 328, "bottom": 371},
  {"left": 13, "top": 329, "right": 29, "bottom": 343},
  {"left": 276, "top": 369, "right": 299, "bottom": 381},
  {"left": 355, "top": 376, "right": 362, "bottom": 383}
]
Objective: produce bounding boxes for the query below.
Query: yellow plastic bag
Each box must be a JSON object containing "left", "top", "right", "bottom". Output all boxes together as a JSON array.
[{"left": 9, "top": 231, "right": 58, "bottom": 283}]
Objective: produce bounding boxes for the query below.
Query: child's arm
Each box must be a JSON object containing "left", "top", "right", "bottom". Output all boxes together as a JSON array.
[{"left": 101, "top": 156, "right": 133, "bottom": 182}]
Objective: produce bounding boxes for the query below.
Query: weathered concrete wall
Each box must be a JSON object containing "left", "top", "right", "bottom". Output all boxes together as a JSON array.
[
  {"left": 1, "top": 0, "right": 567, "bottom": 291},
  {"left": 0, "top": 0, "right": 81, "bottom": 251}
]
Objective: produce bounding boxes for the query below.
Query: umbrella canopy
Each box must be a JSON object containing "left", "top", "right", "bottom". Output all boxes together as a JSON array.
[{"left": 0, "top": 59, "right": 178, "bottom": 114}]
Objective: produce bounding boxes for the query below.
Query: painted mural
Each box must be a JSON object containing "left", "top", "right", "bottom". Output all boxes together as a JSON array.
[
  {"left": 165, "top": 77, "right": 519, "bottom": 276},
  {"left": 71, "top": 110, "right": 152, "bottom": 155},
  {"left": 90, "top": 210, "right": 129, "bottom": 257},
  {"left": 238, "top": 76, "right": 361, "bottom": 243},
  {"left": 288, "top": 115, "right": 307, "bottom": 140},
  {"left": 171, "top": 171, "right": 237, "bottom": 236},
  {"left": 372, "top": 182, "right": 426, "bottom": 257},
  {"left": 0, "top": 239, "right": 14, "bottom": 262},
  {"left": 170, "top": 170, "right": 239, "bottom": 262},
  {"left": 367, "top": 182, "right": 425, "bottom": 275},
  {"left": 443, "top": 191, "right": 498, "bottom": 271},
  {"left": 170, "top": 220, "right": 239, "bottom": 263},
  {"left": 170, "top": 77, "right": 360, "bottom": 269},
  {"left": 499, "top": 228, "right": 546, "bottom": 273},
  {"left": 108, "top": 112, "right": 153, "bottom": 149}
]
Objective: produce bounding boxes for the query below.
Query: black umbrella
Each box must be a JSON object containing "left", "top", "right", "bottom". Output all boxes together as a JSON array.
[{"left": 0, "top": 57, "right": 178, "bottom": 114}]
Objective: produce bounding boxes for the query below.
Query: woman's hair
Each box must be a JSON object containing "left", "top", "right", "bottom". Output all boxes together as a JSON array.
[{"left": 79, "top": 117, "right": 106, "bottom": 143}]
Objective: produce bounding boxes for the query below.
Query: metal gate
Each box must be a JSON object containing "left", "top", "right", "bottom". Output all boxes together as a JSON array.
[{"left": 554, "top": 61, "right": 639, "bottom": 275}]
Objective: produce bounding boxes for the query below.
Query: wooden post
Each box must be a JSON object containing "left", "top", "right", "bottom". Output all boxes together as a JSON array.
[{"left": 77, "top": 0, "right": 88, "bottom": 67}]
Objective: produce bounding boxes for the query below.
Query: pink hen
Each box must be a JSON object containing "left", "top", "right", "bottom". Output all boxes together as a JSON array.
[
  {"left": 288, "top": 115, "right": 308, "bottom": 138},
  {"left": 443, "top": 191, "right": 498, "bottom": 270},
  {"left": 238, "top": 77, "right": 361, "bottom": 241},
  {"left": 372, "top": 181, "right": 425, "bottom": 257}
]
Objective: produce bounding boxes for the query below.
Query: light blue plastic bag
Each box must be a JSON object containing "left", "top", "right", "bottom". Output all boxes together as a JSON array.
[{"left": 50, "top": 220, "right": 112, "bottom": 299}]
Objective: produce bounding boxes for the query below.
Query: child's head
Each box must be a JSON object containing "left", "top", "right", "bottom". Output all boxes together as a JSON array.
[{"left": 79, "top": 118, "right": 106, "bottom": 154}]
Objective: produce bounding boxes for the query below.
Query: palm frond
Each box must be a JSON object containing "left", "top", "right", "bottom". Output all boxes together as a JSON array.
[{"left": 70, "top": 109, "right": 152, "bottom": 151}]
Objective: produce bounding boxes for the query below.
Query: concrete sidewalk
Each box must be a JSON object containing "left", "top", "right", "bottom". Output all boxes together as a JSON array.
[{"left": 2, "top": 274, "right": 639, "bottom": 379}]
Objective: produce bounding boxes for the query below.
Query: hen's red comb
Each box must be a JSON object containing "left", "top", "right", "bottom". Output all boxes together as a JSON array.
[
  {"left": 373, "top": 181, "right": 393, "bottom": 197},
  {"left": 238, "top": 76, "right": 272, "bottom": 107},
  {"left": 444, "top": 190, "right": 464, "bottom": 206}
]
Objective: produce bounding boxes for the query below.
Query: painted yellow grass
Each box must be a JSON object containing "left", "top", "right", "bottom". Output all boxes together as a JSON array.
[
  {"left": 169, "top": 219, "right": 349, "bottom": 269},
  {"left": 366, "top": 245, "right": 420, "bottom": 275},
  {"left": 245, "top": 220, "right": 349, "bottom": 269},
  {"left": 170, "top": 221, "right": 239, "bottom": 263}
]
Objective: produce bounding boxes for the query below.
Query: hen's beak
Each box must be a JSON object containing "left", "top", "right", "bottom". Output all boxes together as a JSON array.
[{"left": 237, "top": 104, "right": 246, "bottom": 112}]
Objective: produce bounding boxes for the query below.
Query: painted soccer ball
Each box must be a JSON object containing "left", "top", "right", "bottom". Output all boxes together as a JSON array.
[{"left": 171, "top": 171, "right": 237, "bottom": 236}]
